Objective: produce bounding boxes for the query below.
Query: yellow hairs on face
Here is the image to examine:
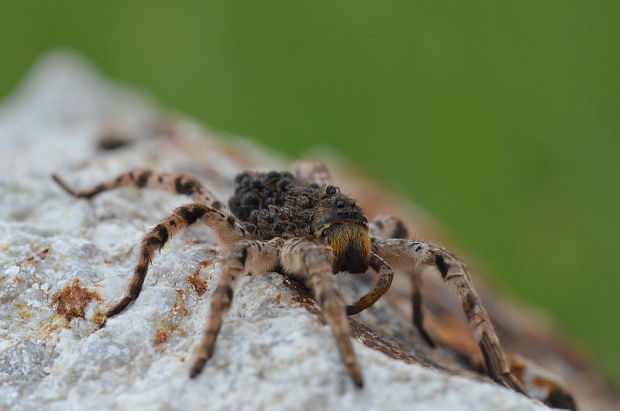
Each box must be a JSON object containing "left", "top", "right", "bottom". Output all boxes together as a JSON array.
[{"left": 327, "top": 223, "right": 371, "bottom": 260}]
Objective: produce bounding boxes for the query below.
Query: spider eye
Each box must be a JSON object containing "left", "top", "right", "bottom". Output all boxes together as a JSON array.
[{"left": 325, "top": 185, "right": 337, "bottom": 195}]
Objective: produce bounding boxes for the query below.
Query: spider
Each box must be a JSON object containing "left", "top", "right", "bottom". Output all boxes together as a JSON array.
[{"left": 51, "top": 160, "right": 524, "bottom": 393}]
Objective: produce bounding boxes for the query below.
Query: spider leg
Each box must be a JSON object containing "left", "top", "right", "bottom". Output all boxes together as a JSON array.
[
  {"left": 345, "top": 253, "right": 393, "bottom": 316},
  {"left": 52, "top": 169, "right": 226, "bottom": 211},
  {"left": 190, "top": 238, "right": 282, "bottom": 378},
  {"left": 105, "top": 203, "right": 246, "bottom": 320},
  {"left": 369, "top": 214, "right": 409, "bottom": 239},
  {"left": 280, "top": 238, "right": 363, "bottom": 388},
  {"left": 291, "top": 159, "right": 332, "bottom": 185},
  {"left": 410, "top": 271, "right": 435, "bottom": 347},
  {"left": 373, "top": 238, "right": 525, "bottom": 394},
  {"left": 369, "top": 214, "right": 435, "bottom": 346}
]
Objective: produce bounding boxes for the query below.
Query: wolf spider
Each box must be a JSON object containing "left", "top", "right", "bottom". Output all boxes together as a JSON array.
[{"left": 52, "top": 160, "right": 523, "bottom": 392}]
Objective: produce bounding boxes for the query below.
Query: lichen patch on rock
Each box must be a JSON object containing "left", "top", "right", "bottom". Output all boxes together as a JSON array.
[
  {"left": 18, "top": 247, "right": 51, "bottom": 266},
  {"left": 51, "top": 279, "right": 101, "bottom": 322},
  {"left": 155, "top": 321, "right": 187, "bottom": 347},
  {"left": 187, "top": 258, "right": 213, "bottom": 296}
]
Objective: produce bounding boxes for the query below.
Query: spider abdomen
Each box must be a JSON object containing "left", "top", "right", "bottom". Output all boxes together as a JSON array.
[
  {"left": 229, "top": 171, "right": 317, "bottom": 240},
  {"left": 229, "top": 170, "right": 372, "bottom": 273}
]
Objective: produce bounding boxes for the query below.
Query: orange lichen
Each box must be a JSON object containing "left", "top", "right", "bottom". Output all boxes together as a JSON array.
[
  {"left": 93, "top": 310, "right": 107, "bottom": 326},
  {"left": 173, "top": 324, "right": 187, "bottom": 338},
  {"left": 188, "top": 258, "right": 214, "bottom": 296},
  {"left": 51, "top": 279, "right": 102, "bottom": 322},
  {"left": 35, "top": 319, "right": 62, "bottom": 340},
  {"left": 172, "top": 289, "right": 190, "bottom": 317},
  {"left": 155, "top": 322, "right": 187, "bottom": 346},
  {"left": 20, "top": 247, "right": 51, "bottom": 265},
  {"left": 155, "top": 326, "right": 171, "bottom": 345},
  {"left": 15, "top": 303, "right": 33, "bottom": 320}
]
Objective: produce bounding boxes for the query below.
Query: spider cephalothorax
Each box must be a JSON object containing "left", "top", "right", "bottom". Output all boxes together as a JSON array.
[
  {"left": 51, "top": 160, "right": 525, "bottom": 393},
  {"left": 229, "top": 171, "right": 371, "bottom": 273}
]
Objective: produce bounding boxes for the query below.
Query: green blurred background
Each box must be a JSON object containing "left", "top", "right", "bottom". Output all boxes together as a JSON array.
[{"left": 1, "top": 1, "right": 618, "bottom": 383}]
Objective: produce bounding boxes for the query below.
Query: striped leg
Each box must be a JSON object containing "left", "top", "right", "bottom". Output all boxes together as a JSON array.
[
  {"left": 105, "top": 203, "right": 246, "bottom": 320},
  {"left": 373, "top": 238, "right": 524, "bottom": 393},
  {"left": 291, "top": 160, "right": 332, "bottom": 185},
  {"left": 281, "top": 238, "right": 363, "bottom": 388},
  {"left": 52, "top": 168, "right": 226, "bottom": 211},
  {"left": 190, "top": 238, "right": 282, "bottom": 378},
  {"left": 345, "top": 253, "right": 393, "bottom": 315},
  {"left": 369, "top": 214, "right": 434, "bottom": 346}
]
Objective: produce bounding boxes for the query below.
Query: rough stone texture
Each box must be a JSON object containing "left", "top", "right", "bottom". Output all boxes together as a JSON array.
[{"left": 0, "top": 52, "right": 613, "bottom": 411}]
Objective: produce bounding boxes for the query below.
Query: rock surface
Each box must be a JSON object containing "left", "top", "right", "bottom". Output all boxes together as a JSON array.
[{"left": 0, "top": 51, "right": 566, "bottom": 410}]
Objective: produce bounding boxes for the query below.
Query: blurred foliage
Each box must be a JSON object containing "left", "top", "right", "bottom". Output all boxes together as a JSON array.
[{"left": 1, "top": 1, "right": 618, "bottom": 383}]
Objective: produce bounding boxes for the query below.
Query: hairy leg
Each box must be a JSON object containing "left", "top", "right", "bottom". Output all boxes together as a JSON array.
[
  {"left": 291, "top": 159, "right": 332, "bottom": 185},
  {"left": 52, "top": 168, "right": 226, "bottom": 211},
  {"left": 280, "top": 238, "right": 363, "bottom": 388},
  {"left": 105, "top": 203, "right": 246, "bottom": 320},
  {"left": 369, "top": 214, "right": 435, "bottom": 346},
  {"left": 345, "top": 253, "right": 393, "bottom": 316},
  {"left": 373, "top": 238, "right": 524, "bottom": 393},
  {"left": 190, "top": 238, "right": 282, "bottom": 378}
]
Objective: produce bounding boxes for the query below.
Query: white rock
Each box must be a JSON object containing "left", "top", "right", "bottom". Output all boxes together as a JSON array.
[{"left": 0, "top": 51, "right": 550, "bottom": 411}]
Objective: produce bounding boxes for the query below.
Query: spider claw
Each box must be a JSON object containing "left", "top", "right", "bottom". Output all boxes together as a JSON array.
[
  {"left": 346, "top": 305, "right": 361, "bottom": 316},
  {"left": 500, "top": 372, "right": 526, "bottom": 394},
  {"left": 105, "top": 297, "right": 133, "bottom": 318},
  {"left": 479, "top": 333, "right": 525, "bottom": 394},
  {"left": 189, "top": 358, "right": 207, "bottom": 379},
  {"left": 351, "top": 368, "right": 364, "bottom": 388}
]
